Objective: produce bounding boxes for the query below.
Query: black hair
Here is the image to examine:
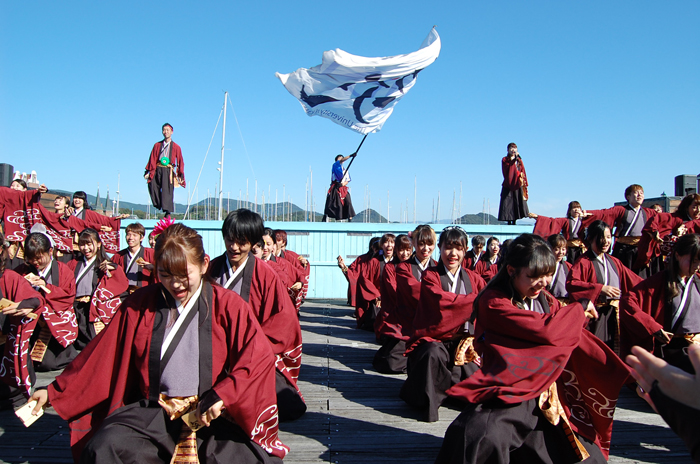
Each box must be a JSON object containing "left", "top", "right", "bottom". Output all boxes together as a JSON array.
[
  {"left": 162, "top": 123, "right": 173, "bottom": 131},
  {"left": 0, "top": 232, "right": 6, "bottom": 276},
  {"left": 72, "top": 191, "right": 91, "bottom": 210},
  {"left": 78, "top": 228, "right": 110, "bottom": 265},
  {"left": 335, "top": 154, "right": 343, "bottom": 162},
  {"left": 584, "top": 220, "right": 611, "bottom": 252},
  {"left": 472, "top": 234, "right": 556, "bottom": 318},
  {"left": 11, "top": 179, "right": 27, "bottom": 189},
  {"left": 368, "top": 236, "right": 381, "bottom": 253},
  {"left": 221, "top": 209, "right": 264, "bottom": 245},
  {"left": 438, "top": 226, "right": 468, "bottom": 250},
  {"left": 471, "top": 235, "right": 485, "bottom": 247},
  {"left": 482, "top": 236, "right": 500, "bottom": 261},
  {"left": 667, "top": 234, "right": 700, "bottom": 301},
  {"left": 24, "top": 233, "right": 52, "bottom": 261}
]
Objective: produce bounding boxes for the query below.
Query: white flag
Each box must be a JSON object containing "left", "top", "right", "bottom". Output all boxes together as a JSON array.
[{"left": 276, "top": 28, "right": 441, "bottom": 135}]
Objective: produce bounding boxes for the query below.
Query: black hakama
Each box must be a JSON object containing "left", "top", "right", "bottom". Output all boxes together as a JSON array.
[
  {"left": 83, "top": 402, "right": 281, "bottom": 464},
  {"left": 498, "top": 186, "right": 529, "bottom": 222},
  {"left": 400, "top": 340, "right": 478, "bottom": 422},
  {"left": 435, "top": 399, "right": 605, "bottom": 464},
  {"left": 323, "top": 181, "right": 355, "bottom": 221},
  {"left": 372, "top": 336, "right": 407, "bottom": 374}
]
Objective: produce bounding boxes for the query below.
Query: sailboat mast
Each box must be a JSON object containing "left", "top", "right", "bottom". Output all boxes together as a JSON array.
[{"left": 218, "top": 91, "right": 228, "bottom": 221}]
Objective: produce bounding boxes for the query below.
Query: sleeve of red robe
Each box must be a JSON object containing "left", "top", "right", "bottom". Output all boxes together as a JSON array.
[
  {"left": 583, "top": 206, "right": 625, "bottom": 230},
  {"left": 394, "top": 262, "right": 424, "bottom": 340},
  {"left": 374, "top": 263, "right": 399, "bottom": 338},
  {"left": 16, "top": 262, "right": 78, "bottom": 348},
  {"left": 619, "top": 271, "right": 667, "bottom": 358},
  {"left": 635, "top": 212, "right": 685, "bottom": 270},
  {"left": 144, "top": 142, "right": 160, "bottom": 181},
  {"left": 171, "top": 142, "right": 186, "bottom": 187},
  {"left": 407, "top": 268, "right": 486, "bottom": 352},
  {"left": 249, "top": 258, "right": 303, "bottom": 385},
  {"left": 532, "top": 215, "right": 567, "bottom": 238},
  {"left": 566, "top": 255, "right": 604, "bottom": 302},
  {"left": 0, "top": 270, "right": 45, "bottom": 393},
  {"left": 89, "top": 265, "right": 129, "bottom": 326}
]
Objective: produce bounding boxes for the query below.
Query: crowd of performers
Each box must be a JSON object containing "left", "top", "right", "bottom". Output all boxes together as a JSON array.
[
  {"left": 1, "top": 177, "right": 700, "bottom": 462},
  {"left": 338, "top": 183, "right": 700, "bottom": 463},
  {"left": 0, "top": 184, "right": 311, "bottom": 463}
]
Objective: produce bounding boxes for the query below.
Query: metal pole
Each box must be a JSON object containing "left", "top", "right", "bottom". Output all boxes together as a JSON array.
[{"left": 218, "top": 92, "right": 227, "bottom": 221}]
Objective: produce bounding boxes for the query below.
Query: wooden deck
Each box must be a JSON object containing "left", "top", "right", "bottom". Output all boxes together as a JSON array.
[{"left": 0, "top": 299, "right": 693, "bottom": 463}]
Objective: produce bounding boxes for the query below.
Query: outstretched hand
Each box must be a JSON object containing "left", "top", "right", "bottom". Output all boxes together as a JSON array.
[{"left": 626, "top": 344, "right": 700, "bottom": 411}]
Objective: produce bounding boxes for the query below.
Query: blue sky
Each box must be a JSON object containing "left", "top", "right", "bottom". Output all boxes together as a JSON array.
[{"left": 2, "top": 2, "right": 698, "bottom": 221}]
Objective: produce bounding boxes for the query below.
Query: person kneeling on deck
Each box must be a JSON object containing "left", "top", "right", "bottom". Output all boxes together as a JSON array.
[
  {"left": 400, "top": 227, "right": 486, "bottom": 422},
  {"left": 435, "top": 234, "right": 630, "bottom": 464},
  {"left": 207, "top": 209, "right": 306, "bottom": 421},
  {"left": 31, "top": 223, "right": 288, "bottom": 463}
]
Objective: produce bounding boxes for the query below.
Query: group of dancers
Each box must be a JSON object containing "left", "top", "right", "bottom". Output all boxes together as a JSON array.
[
  {"left": 0, "top": 183, "right": 312, "bottom": 463},
  {"left": 338, "top": 183, "right": 700, "bottom": 463}
]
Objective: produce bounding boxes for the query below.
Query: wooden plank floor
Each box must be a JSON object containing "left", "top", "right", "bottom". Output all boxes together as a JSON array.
[{"left": 0, "top": 299, "right": 693, "bottom": 463}]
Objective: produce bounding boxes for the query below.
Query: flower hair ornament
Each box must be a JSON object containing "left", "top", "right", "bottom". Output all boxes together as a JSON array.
[{"left": 152, "top": 216, "right": 176, "bottom": 241}]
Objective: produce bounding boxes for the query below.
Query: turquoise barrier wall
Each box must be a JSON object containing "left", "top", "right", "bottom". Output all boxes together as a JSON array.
[{"left": 120, "top": 221, "right": 533, "bottom": 298}]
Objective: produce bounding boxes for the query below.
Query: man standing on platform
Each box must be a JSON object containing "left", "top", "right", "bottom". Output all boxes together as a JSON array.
[
  {"left": 323, "top": 153, "right": 356, "bottom": 222},
  {"left": 144, "top": 123, "right": 185, "bottom": 217}
]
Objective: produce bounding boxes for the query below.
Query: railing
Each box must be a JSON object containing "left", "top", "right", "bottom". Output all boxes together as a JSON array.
[{"left": 120, "top": 220, "right": 533, "bottom": 298}]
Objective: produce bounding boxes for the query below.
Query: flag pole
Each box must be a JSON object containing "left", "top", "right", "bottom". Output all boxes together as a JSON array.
[{"left": 341, "top": 133, "right": 368, "bottom": 176}]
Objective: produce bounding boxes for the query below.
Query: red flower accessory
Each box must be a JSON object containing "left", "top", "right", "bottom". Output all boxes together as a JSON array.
[{"left": 152, "top": 216, "right": 175, "bottom": 239}]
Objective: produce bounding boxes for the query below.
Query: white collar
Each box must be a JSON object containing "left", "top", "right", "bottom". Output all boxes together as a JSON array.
[
  {"left": 161, "top": 281, "right": 203, "bottom": 358},
  {"left": 73, "top": 207, "right": 84, "bottom": 216},
  {"left": 415, "top": 256, "right": 429, "bottom": 271},
  {"left": 446, "top": 267, "right": 460, "bottom": 293},
  {"left": 224, "top": 254, "right": 248, "bottom": 288},
  {"left": 384, "top": 255, "right": 392, "bottom": 264},
  {"left": 38, "top": 259, "right": 53, "bottom": 280}
]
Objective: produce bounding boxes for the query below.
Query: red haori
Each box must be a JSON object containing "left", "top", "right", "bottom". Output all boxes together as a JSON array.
[
  {"left": 67, "top": 260, "right": 128, "bottom": 326},
  {"left": 0, "top": 270, "right": 44, "bottom": 394},
  {"left": 406, "top": 266, "right": 486, "bottom": 353},
  {"left": 446, "top": 288, "right": 630, "bottom": 458},
  {"left": 15, "top": 261, "right": 78, "bottom": 348}
]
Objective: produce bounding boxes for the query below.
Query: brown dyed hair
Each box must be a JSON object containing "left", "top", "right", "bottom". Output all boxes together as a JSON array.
[
  {"left": 675, "top": 193, "right": 700, "bottom": 220},
  {"left": 125, "top": 222, "right": 146, "bottom": 237},
  {"left": 155, "top": 223, "right": 206, "bottom": 277},
  {"left": 395, "top": 234, "right": 413, "bottom": 253},
  {"left": 78, "top": 228, "right": 110, "bottom": 265},
  {"left": 547, "top": 234, "right": 567, "bottom": 249},
  {"left": 624, "top": 184, "right": 644, "bottom": 199},
  {"left": 507, "top": 142, "right": 517, "bottom": 151},
  {"left": 566, "top": 201, "right": 582, "bottom": 218},
  {"left": 273, "top": 230, "right": 288, "bottom": 246},
  {"left": 412, "top": 224, "right": 436, "bottom": 247},
  {"left": 379, "top": 233, "right": 396, "bottom": 247}
]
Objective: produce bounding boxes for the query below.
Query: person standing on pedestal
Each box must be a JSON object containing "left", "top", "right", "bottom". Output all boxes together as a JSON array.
[
  {"left": 323, "top": 154, "right": 356, "bottom": 222},
  {"left": 498, "top": 142, "right": 529, "bottom": 225},
  {"left": 144, "top": 123, "right": 185, "bottom": 218}
]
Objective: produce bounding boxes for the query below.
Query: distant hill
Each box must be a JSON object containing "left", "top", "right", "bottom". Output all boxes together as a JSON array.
[
  {"left": 49, "top": 189, "right": 503, "bottom": 224},
  {"left": 351, "top": 209, "right": 388, "bottom": 223},
  {"left": 455, "top": 212, "right": 504, "bottom": 225}
]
